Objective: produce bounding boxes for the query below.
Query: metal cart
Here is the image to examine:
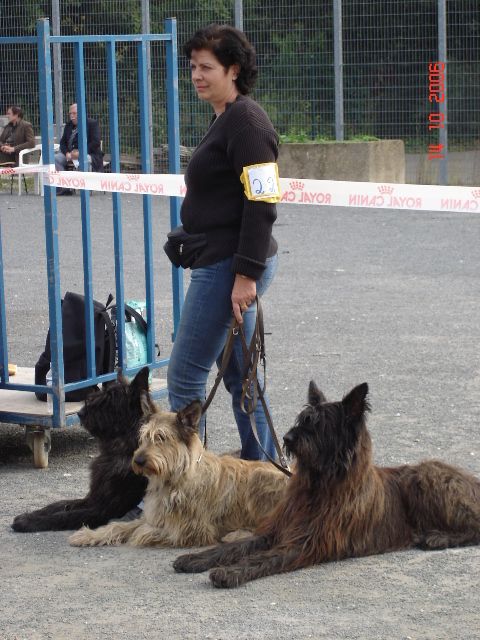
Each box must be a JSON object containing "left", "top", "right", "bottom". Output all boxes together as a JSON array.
[{"left": 0, "top": 18, "right": 184, "bottom": 467}]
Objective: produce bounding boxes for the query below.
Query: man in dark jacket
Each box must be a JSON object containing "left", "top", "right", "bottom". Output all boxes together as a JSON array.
[
  {"left": 0, "top": 105, "right": 35, "bottom": 166},
  {"left": 55, "top": 103, "right": 103, "bottom": 173}
]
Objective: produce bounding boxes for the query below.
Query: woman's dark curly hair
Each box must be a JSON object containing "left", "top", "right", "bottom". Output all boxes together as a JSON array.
[{"left": 184, "top": 24, "right": 258, "bottom": 95}]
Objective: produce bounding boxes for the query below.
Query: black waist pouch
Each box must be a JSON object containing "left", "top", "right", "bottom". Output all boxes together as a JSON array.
[{"left": 163, "top": 225, "right": 207, "bottom": 269}]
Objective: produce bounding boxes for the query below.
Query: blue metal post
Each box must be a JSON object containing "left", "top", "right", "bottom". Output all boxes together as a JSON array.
[
  {"left": 0, "top": 218, "right": 9, "bottom": 383},
  {"left": 37, "top": 18, "right": 65, "bottom": 424},
  {"left": 138, "top": 40, "right": 156, "bottom": 365},
  {"left": 74, "top": 41, "right": 96, "bottom": 379},
  {"left": 165, "top": 17, "right": 184, "bottom": 341},
  {"left": 106, "top": 40, "right": 126, "bottom": 370},
  {"left": 234, "top": 0, "right": 244, "bottom": 31},
  {"left": 438, "top": 0, "right": 448, "bottom": 185},
  {"left": 333, "top": 0, "right": 344, "bottom": 141}
]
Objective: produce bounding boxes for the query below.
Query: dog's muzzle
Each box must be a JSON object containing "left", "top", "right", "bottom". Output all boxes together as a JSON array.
[{"left": 283, "top": 430, "right": 296, "bottom": 457}]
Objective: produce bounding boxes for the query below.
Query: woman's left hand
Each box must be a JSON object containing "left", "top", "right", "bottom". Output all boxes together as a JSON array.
[{"left": 232, "top": 274, "right": 256, "bottom": 324}]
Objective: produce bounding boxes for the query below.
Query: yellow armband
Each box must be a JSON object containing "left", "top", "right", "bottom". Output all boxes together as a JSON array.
[{"left": 240, "top": 162, "right": 281, "bottom": 203}]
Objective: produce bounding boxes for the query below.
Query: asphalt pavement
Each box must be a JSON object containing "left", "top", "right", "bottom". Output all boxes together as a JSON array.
[{"left": 0, "top": 189, "right": 479, "bottom": 639}]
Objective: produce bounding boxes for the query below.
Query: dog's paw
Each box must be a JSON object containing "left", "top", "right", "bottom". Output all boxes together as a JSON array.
[
  {"left": 11, "top": 514, "right": 34, "bottom": 533},
  {"left": 173, "top": 553, "right": 212, "bottom": 573},
  {"left": 415, "top": 531, "right": 450, "bottom": 551},
  {"left": 209, "top": 567, "right": 244, "bottom": 589},
  {"left": 69, "top": 527, "right": 98, "bottom": 547}
]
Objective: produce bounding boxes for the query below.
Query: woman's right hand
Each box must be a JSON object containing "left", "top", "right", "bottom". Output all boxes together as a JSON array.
[{"left": 231, "top": 274, "right": 256, "bottom": 324}]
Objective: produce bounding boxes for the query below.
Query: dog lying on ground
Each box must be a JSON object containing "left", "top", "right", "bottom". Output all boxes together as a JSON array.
[
  {"left": 12, "top": 368, "right": 153, "bottom": 532},
  {"left": 69, "top": 400, "right": 289, "bottom": 547},
  {"left": 173, "top": 381, "right": 480, "bottom": 588}
]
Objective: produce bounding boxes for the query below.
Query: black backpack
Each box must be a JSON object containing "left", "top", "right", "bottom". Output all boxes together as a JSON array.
[{"left": 35, "top": 292, "right": 116, "bottom": 402}]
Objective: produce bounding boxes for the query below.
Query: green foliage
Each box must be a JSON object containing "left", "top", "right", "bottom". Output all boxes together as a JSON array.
[
  {"left": 60, "top": 0, "right": 141, "bottom": 35},
  {"left": 279, "top": 133, "right": 380, "bottom": 143},
  {"left": 1, "top": 1, "right": 479, "bottom": 153}
]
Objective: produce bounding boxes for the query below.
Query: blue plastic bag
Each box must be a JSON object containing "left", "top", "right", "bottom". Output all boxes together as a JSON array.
[
  {"left": 124, "top": 300, "right": 148, "bottom": 368},
  {"left": 111, "top": 299, "right": 152, "bottom": 381}
]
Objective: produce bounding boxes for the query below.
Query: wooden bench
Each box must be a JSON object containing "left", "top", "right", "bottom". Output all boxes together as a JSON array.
[
  {"left": 102, "top": 148, "right": 193, "bottom": 174},
  {"left": 101, "top": 154, "right": 142, "bottom": 173}
]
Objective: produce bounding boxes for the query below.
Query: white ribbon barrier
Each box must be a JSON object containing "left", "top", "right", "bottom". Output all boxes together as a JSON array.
[
  {"left": 0, "top": 164, "right": 55, "bottom": 176},
  {"left": 41, "top": 168, "right": 480, "bottom": 213},
  {"left": 44, "top": 169, "right": 187, "bottom": 197}
]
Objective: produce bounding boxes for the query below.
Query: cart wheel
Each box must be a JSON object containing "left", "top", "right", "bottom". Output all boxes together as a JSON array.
[
  {"left": 25, "top": 426, "right": 35, "bottom": 452},
  {"left": 33, "top": 431, "right": 50, "bottom": 468},
  {"left": 25, "top": 427, "right": 51, "bottom": 454}
]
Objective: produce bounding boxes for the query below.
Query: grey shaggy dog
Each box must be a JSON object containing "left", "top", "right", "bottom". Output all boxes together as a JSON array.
[{"left": 69, "top": 400, "right": 289, "bottom": 548}]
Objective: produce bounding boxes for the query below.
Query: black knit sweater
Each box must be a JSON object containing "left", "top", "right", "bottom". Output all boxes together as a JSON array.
[{"left": 181, "top": 94, "right": 278, "bottom": 280}]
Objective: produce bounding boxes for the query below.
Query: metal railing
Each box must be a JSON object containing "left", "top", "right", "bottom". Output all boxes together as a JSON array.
[
  {"left": 0, "top": 18, "right": 183, "bottom": 430},
  {"left": 0, "top": 2, "right": 479, "bottom": 183}
]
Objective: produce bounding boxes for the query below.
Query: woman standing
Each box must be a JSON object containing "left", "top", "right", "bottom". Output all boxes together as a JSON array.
[{"left": 166, "top": 24, "right": 280, "bottom": 460}]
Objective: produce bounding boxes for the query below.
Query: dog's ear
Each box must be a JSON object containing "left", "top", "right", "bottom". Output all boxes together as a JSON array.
[
  {"left": 130, "top": 367, "right": 150, "bottom": 393},
  {"left": 85, "top": 385, "right": 101, "bottom": 397},
  {"left": 342, "top": 383, "right": 370, "bottom": 420},
  {"left": 308, "top": 380, "right": 327, "bottom": 406},
  {"left": 176, "top": 401, "right": 203, "bottom": 435},
  {"left": 129, "top": 367, "right": 153, "bottom": 416}
]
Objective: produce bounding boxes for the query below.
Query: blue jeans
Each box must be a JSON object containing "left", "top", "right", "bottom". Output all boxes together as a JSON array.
[{"left": 167, "top": 254, "right": 278, "bottom": 460}]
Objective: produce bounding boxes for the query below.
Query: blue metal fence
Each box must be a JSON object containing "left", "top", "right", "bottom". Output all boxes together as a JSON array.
[{"left": 0, "top": 19, "right": 182, "bottom": 434}]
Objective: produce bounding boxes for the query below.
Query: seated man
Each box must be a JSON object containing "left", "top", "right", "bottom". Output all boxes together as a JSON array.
[
  {"left": 0, "top": 105, "right": 35, "bottom": 166},
  {"left": 55, "top": 103, "right": 103, "bottom": 194}
]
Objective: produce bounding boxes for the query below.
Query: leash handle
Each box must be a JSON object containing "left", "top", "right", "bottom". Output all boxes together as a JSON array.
[
  {"left": 201, "top": 296, "right": 291, "bottom": 477},
  {"left": 236, "top": 303, "right": 291, "bottom": 477}
]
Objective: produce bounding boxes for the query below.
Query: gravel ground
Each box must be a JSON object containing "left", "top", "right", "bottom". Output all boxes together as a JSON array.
[{"left": 1, "top": 190, "right": 479, "bottom": 640}]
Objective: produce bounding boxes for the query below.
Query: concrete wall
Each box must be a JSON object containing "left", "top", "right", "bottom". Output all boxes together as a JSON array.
[
  {"left": 278, "top": 140, "right": 405, "bottom": 183},
  {"left": 406, "top": 150, "right": 480, "bottom": 186}
]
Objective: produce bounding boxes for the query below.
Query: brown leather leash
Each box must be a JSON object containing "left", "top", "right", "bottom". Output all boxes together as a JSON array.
[{"left": 202, "top": 296, "right": 292, "bottom": 477}]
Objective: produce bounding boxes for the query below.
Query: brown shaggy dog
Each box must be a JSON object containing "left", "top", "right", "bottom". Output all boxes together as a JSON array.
[
  {"left": 69, "top": 400, "right": 288, "bottom": 548},
  {"left": 173, "top": 381, "right": 480, "bottom": 588}
]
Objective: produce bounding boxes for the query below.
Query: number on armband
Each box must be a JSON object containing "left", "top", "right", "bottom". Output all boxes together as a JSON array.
[{"left": 240, "top": 163, "right": 281, "bottom": 203}]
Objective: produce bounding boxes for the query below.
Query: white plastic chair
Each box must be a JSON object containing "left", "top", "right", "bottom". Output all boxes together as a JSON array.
[{"left": 17, "top": 143, "right": 59, "bottom": 195}]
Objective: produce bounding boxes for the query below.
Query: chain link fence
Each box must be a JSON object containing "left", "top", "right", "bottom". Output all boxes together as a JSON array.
[{"left": 1, "top": 1, "right": 479, "bottom": 182}]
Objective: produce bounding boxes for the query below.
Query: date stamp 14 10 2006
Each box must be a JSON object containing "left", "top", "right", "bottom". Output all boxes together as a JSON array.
[{"left": 427, "top": 62, "right": 446, "bottom": 160}]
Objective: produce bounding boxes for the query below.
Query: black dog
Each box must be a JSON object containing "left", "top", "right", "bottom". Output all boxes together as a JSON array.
[{"left": 12, "top": 368, "right": 153, "bottom": 532}]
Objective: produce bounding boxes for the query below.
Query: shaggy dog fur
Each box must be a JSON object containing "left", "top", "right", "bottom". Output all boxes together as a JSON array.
[
  {"left": 69, "top": 400, "right": 289, "bottom": 547},
  {"left": 173, "top": 381, "right": 480, "bottom": 588},
  {"left": 12, "top": 369, "right": 153, "bottom": 532}
]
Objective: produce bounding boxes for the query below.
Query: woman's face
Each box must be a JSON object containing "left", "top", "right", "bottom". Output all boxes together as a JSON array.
[
  {"left": 6, "top": 109, "right": 18, "bottom": 123},
  {"left": 189, "top": 48, "right": 239, "bottom": 112}
]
